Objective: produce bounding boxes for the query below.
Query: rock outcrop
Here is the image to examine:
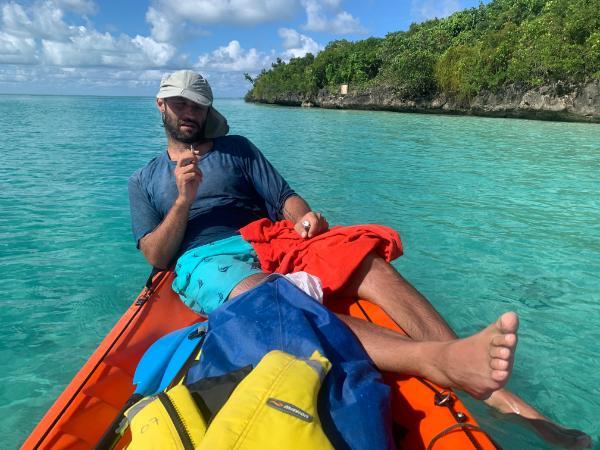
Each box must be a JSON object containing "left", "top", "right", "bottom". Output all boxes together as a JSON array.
[{"left": 247, "top": 81, "right": 600, "bottom": 123}]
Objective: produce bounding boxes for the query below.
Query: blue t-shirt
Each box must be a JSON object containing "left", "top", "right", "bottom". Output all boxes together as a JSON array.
[{"left": 128, "top": 135, "right": 296, "bottom": 256}]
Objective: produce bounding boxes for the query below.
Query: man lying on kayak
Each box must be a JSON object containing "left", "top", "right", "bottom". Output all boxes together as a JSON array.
[{"left": 128, "top": 70, "right": 590, "bottom": 449}]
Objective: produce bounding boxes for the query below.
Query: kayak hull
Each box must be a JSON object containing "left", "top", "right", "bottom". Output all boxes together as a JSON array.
[{"left": 23, "top": 272, "right": 497, "bottom": 449}]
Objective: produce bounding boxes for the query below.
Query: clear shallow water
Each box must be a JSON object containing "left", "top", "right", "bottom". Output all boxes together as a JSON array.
[{"left": 1, "top": 95, "right": 598, "bottom": 449}]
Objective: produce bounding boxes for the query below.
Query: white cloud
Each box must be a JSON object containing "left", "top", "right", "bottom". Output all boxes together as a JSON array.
[
  {"left": 411, "top": 0, "right": 461, "bottom": 21},
  {"left": 146, "top": 6, "right": 176, "bottom": 43},
  {"left": 301, "top": 0, "right": 365, "bottom": 34},
  {"left": 0, "top": 64, "right": 172, "bottom": 95},
  {"left": 0, "top": 31, "right": 37, "bottom": 64},
  {"left": 329, "top": 11, "right": 364, "bottom": 34},
  {"left": 2, "top": 3, "right": 31, "bottom": 38},
  {"left": 54, "top": 0, "right": 97, "bottom": 15},
  {"left": 195, "top": 40, "right": 273, "bottom": 72},
  {"left": 0, "top": 1, "right": 177, "bottom": 68},
  {"left": 147, "top": 0, "right": 297, "bottom": 43},
  {"left": 41, "top": 29, "right": 176, "bottom": 68},
  {"left": 162, "top": 0, "right": 295, "bottom": 24},
  {"left": 0, "top": 64, "right": 35, "bottom": 82},
  {"left": 278, "top": 28, "right": 321, "bottom": 59},
  {"left": 132, "top": 35, "right": 176, "bottom": 67},
  {"left": 2, "top": 1, "right": 71, "bottom": 40}
]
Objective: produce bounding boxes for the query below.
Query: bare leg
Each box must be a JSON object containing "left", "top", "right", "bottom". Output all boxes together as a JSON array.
[
  {"left": 228, "top": 273, "right": 269, "bottom": 299},
  {"left": 338, "top": 311, "right": 519, "bottom": 400},
  {"left": 337, "top": 252, "right": 592, "bottom": 448},
  {"left": 337, "top": 252, "right": 457, "bottom": 341},
  {"left": 484, "top": 391, "right": 593, "bottom": 449}
]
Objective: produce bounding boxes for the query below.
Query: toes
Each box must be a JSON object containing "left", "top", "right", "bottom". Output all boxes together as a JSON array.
[
  {"left": 497, "top": 312, "right": 519, "bottom": 334},
  {"left": 491, "top": 369, "right": 509, "bottom": 383},
  {"left": 490, "top": 346, "right": 511, "bottom": 360},
  {"left": 490, "top": 358, "right": 510, "bottom": 371},
  {"left": 490, "top": 334, "right": 506, "bottom": 347},
  {"left": 504, "top": 333, "right": 517, "bottom": 348},
  {"left": 491, "top": 333, "right": 517, "bottom": 348}
]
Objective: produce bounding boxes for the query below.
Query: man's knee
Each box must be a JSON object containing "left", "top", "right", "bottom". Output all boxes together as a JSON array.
[{"left": 228, "top": 272, "right": 269, "bottom": 299}]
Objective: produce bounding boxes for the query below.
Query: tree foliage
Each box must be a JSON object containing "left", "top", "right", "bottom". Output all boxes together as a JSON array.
[{"left": 246, "top": 0, "right": 600, "bottom": 102}]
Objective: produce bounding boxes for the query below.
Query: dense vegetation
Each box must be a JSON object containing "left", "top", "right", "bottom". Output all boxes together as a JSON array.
[{"left": 245, "top": 0, "right": 600, "bottom": 102}]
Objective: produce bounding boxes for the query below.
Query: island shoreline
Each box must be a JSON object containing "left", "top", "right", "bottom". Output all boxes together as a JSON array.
[{"left": 246, "top": 80, "right": 600, "bottom": 124}]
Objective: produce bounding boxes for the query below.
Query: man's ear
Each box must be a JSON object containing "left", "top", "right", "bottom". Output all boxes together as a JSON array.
[{"left": 156, "top": 97, "right": 165, "bottom": 113}]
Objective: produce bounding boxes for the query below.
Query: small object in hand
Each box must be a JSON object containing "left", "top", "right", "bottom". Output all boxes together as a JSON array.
[{"left": 302, "top": 220, "right": 311, "bottom": 232}]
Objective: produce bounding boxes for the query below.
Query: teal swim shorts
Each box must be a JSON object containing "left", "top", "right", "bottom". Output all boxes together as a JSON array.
[{"left": 172, "top": 234, "right": 264, "bottom": 315}]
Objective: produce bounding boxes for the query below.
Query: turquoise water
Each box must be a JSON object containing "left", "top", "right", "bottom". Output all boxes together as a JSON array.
[{"left": 1, "top": 95, "right": 598, "bottom": 449}]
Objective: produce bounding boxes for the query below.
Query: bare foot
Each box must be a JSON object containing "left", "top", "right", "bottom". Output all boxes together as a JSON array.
[
  {"left": 425, "top": 312, "right": 519, "bottom": 399},
  {"left": 485, "top": 389, "right": 593, "bottom": 449}
]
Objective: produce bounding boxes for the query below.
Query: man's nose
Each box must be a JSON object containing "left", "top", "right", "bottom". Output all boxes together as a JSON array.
[{"left": 182, "top": 103, "right": 196, "bottom": 113}]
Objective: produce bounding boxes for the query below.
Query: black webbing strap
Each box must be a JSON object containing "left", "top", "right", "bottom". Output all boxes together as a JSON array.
[
  {"left": 426, "top": 423, "right": 488, "bottom": 450},
  {"left": 145, "top": 267, "right": 162, "bottom": 289}
]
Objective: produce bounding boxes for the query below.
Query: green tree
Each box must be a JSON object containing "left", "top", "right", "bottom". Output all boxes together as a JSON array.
[{"left": 246, "top": 0, "right": 600, "bottom": 103}]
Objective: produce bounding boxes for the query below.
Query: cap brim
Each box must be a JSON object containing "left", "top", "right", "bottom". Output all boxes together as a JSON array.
[
  {"left": 157, "top": 87, "right": 212, "bottom": 107},
  {"left": 181, "top": 88, "right": 212, "bottom": 106}
]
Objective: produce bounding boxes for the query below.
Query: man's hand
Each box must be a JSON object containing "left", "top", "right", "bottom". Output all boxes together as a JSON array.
[
  {"left": 175, "top": 152, "right": 202, "bottom": 206},
  {"left": 294, "top": 211, "right": 329, "bottom": 239}
]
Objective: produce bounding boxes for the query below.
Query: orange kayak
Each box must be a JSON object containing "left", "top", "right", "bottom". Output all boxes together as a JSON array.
[{"left": 23, "top": 271, "right": 498, "bottom": 450}]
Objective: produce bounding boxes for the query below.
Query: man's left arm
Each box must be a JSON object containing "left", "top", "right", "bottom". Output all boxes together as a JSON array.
[
  {"left": 282, "top": 195, "right": 329, "bottom": 239},
  {"left": 239, "top": 137, "right": 329, "bottom": 238}
]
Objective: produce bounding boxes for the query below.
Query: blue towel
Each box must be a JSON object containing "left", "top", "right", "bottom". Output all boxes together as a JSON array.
[{"left": 186, "top": 276, "right": 394, "bottom": 450}]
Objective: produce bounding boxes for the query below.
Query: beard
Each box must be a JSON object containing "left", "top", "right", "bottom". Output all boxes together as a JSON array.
[{"left": 162, "top": 112, "right": 205, "bottom": 144}]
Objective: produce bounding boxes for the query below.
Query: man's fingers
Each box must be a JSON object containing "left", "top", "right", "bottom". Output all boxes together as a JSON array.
[
  {"left": 307, "top": 214, "right": 328, "bottom": 238},
  {"left": 175, "top": 152, "right": 198, "bottom": 168},
  {"left": 306, "top": 217, "right": 316, "bottom": 238},
  {"left": 310, "top": 223, "right": 328, "bottom": 237},
  {"left": 294, "top": 219, "right": 312, "bottom": 238},
  {"left": 183, "top": 157, "right": 199, "bottom": 167},
  {"left": 307, "top": 224, "right": 321, "bottom": 238},
  {"left": 294, "top": 211, "right": 329, "bottom": 239},
  {"left": 180, "top": 172, "right": 201, "bottom": 183},
  {"left": 314, "top": 213, "right": 327, "bottom": 228},
  {"left": 177, "top": 164, "right": 201, "bottom": 176},
  {"left": 294, "top": 221, "right": 307, "bottom": 237}
]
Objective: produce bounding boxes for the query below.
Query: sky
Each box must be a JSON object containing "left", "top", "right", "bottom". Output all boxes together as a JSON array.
[{"left": 0, "top": 0, "right": 488, "bottom": 97}]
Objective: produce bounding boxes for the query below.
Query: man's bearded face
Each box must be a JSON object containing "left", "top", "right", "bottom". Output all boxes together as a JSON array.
[{"left": 162, "top": 98, "right": 207, "bottom": 144}]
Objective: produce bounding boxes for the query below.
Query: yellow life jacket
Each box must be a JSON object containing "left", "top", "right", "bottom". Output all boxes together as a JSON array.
[
  {"left": 125, "top": 384, "right": 207, "bottom": 450},
  {"left": 125, "top": 350, "right": 333, "bottom": 450}
]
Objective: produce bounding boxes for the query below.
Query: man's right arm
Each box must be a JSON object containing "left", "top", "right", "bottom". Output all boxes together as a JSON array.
[
  {"left": 139, "top": 199, "right": 191, "bottom": 269},
  {"left": 139, "top": 152, "right": 202, "bottom": 269}
]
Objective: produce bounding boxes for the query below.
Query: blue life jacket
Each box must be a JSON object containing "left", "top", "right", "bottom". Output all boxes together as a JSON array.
[{"left": 186, "top": 276, "right": 394, "bottom": 450}]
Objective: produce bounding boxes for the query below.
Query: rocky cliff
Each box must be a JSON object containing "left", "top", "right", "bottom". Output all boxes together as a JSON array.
[{"left": 246, "top": 81, "right": 600, "bottom": 123}]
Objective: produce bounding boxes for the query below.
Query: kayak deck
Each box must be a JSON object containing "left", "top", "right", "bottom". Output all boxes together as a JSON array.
[{"left": 23, "top": 271, "right": 497, "bottom": 449}]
